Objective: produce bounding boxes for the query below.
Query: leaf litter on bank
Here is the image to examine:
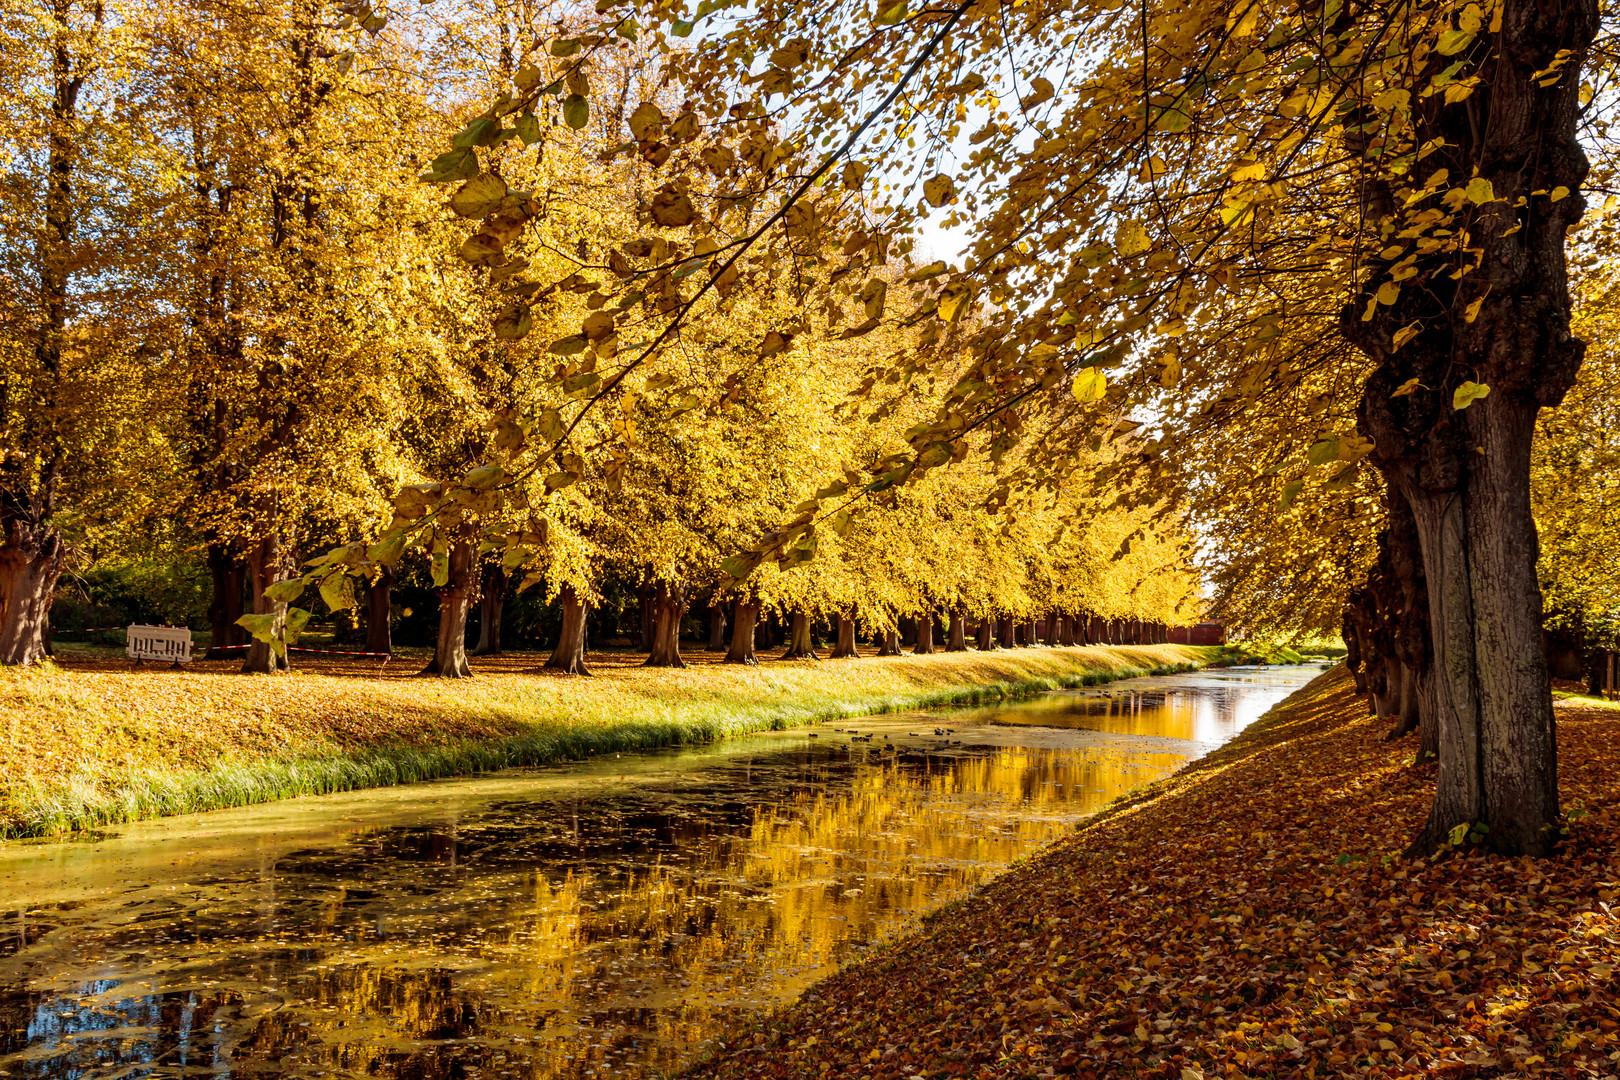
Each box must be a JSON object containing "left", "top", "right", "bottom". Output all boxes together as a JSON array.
[{"left": 688, "top": 668, "right": 1620, "bottom": 1080}]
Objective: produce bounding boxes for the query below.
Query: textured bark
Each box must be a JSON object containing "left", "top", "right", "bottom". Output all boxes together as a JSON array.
[
  {"left": 830, "top": 613, "right": 861, "bottom": 658},
  {"left": 976, "top": 619, "right": 996, "bottom": 650},
  {"left": 634, "top": 584, "right": 655, "bottom": 650},
  {"left": 914, "top": 614, "right": 937, "bottom": 654},
  {"left": 0, "top": 524, "right": 68, "bottom": 667},
  {"left": 242, "top": 527, "right": 294, "bottom": 674},
  {"left": 643, "top": 581, "right": 688, "bottom": 668},
  {"left": 997, "top": 616, "right": 1016, "bottom": 649},
  {"left": 947, "top": 611, "right": 967, "bottom": 652},
  {"left": 725, "top": 600, "right": 760, "bottom": 665},
  {"left": 420, "top": 539, "right": 476, "bottom": 677},
  {"left": 1343, "top": 0, "right": 1593, "bottom": 856},
  {"left": 0, "top": 6, "right": 94, "bottom": 668},
  {"left": 365, "top": 566, "right": 394, "bottom": 656},
  {"left": 780, "top": 609, "right": 819, "bottom": 660},
  {"left": 545, "top": 585, "right": 591, "bottom": 675},
  {"left": 204, "top": 541, "right": 247, "bottom": 658},
  {"left": 475, "top": 564, "right": 507, "bottom": 655}
]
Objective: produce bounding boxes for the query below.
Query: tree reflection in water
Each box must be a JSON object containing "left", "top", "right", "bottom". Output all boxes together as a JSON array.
[{"left": 0, "top": 667, "right": 1317, "bottom": 1079}]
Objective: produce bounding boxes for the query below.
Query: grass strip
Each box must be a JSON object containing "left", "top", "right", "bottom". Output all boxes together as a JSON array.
[{"left": 2, "top": 644, "right": 1211, "bottom": 839}]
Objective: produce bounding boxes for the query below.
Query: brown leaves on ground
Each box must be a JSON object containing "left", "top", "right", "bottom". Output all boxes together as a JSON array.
[{"left": 689, "top": 669, "right": 1620, "bottom": 1080}]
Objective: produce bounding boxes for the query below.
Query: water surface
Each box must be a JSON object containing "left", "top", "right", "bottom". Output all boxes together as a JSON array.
[{"left": 0, "top": 664, "right": 1321, "bottom": 1079}]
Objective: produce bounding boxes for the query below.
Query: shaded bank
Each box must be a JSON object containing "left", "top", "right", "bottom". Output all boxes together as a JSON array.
[{"left": 1, "top": 644, "right": 1209, "bottom": 838}]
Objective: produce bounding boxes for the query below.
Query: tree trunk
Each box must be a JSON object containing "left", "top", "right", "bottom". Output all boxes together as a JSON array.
[
  {"left": 707, "top": 601, "right": 727, "bottom": 652},
  {"left": 898, "top": 615, "right": 917, "bottom": 646},
  {"left": 475, "top": 564, "right": 507, "bottom": 655},
  {"left": 242, "top": 528, "right": 294, "bottom": 674},
  {"left": 546, "top": 585, "right": 591, "bottom": 675},
  {"left": 643, "top": 580, "right": 688, "bottom": 668},
  {"left": 780, "top": 609, "right": 819, "bottom": 660},
  {"left": 420, "top": 539, "right": 476, "bottom": 677},
  {"left": 947, "top": 611, "right": 967, "bottom": 651},
  {"left": 0, "top": 8, "right": 91, "bottom": 669},
  {"left": 0, "top": 523, "right": 68, "bottom": 667},
  {"left": 365, "top": 566, "right": 394, "bottom": 655},
  {"left": 976, "top": 619, "right": 996, "bottom": 650},
  {"left": 876, "top": 627, "right": 902, "bottom": 656},
  {"left": 997, "top": 616, "right": 1016, "bottom": 649},
  {"left": 914, "top": 614, "right": 937, "bottom": 654},
  {"left": 830, "top": 613, "right": 860, "bottom": 658},
  {"left": 1341, "top": 0, "right": 1594, "bottom": 856},
  {"left": 204, "top": 540, "right": 247, "bottom": 659},
  {"left": 726, "top": 600, "right": 760, "bottom": 664}
]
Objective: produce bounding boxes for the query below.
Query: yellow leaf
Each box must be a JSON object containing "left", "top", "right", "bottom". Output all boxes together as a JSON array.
[
  {"left": 937, "top": 282, "right": 974, "bottom": 323},
  {"left": 1391, "top": 376, "right": 1422, "bottom": 397},
  {"left": 1463, "top": 295, "right": 1486, "bottom": 322},
  {"left": 1377, "top": 282, "right": 1400, "bottom": 305},
  {"left": 1115, "top": 220, "right": 1150, "bottom": 256},
  {"left": 1464, "top": 177, "right": 1495, "bottom": 204},
  {"left": 1020, "top": 77, "right": 1054, "bottom": 110},
  {"left": 1392, "top": 322, "right": 1421, "bottom": 350},
  {"left": 1549, "top": 185, "right": 1570, "bottom": 202},
  {"left": 1072, "top": 366, "right": 1106, "bottom": 403},
  {"left": 923, "top": 174, "right": 956, "bottom": 208},
  {"left": 1453, "top": 380, "right": 1491, "bottom": 410}
]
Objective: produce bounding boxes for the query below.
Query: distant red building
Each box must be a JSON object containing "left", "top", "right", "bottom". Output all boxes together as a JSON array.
[{"left": 1169, "top": 619, "right": 1226, "bottom": 646}]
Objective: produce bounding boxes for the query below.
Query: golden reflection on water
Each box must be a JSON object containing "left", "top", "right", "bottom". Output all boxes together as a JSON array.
[{"left": 0, "top": 668, "right": 1318, "bottom": 1080}]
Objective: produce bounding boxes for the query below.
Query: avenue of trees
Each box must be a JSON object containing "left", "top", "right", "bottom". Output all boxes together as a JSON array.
[
  {"left": 3, "top": 0, "right": 1618, "bottom": 857},
  {"left": 0, "top": 0, "right": 1201, "bottom": 677}
]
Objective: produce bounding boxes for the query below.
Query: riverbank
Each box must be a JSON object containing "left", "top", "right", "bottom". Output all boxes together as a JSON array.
[
  {"left": 687, "top": 667, "right": 1620, "bottom": 1080},
  {"left": 0, "top": 643, "right": 1208, "bottom": 838}
]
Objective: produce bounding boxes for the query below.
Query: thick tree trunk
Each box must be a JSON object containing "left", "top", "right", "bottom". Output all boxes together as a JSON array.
[
  {"left": 242, "top": 528, "right": 294, "bottom": 674},
  {"left": 914, "top": 614, "right": 937, "bottom": 654},
  {"left": 947, "top": 611, "right": 967, "bottom": 652},
  {"left": 725, "top": 600, "right": 760, "bottom": 664},
  {"left": 475, "top": 564, "right": 507, "bottom": 655},
  {"left": 643, "top": 581, "right": 688, "bottom": 668},
  {"left": 0, "top": 525, "right": 68, "bottom": 667},
  {"left": 1343, "top": 0, "right": 1594, "bottom": 856},
  {"left": 707, "top": 601, "right": 727, "bottom": 652},
  {"left": 780, "top": 609, "right": 819, "bottom": 660},
  {"left": 546, "top": 585, "right": 591, "bottom": 675},
  {"left": 204, "top": 540, "right": 247, "bottom": 659},
  {"left": 830, "top": 613, "right": 860, "bottom": 658},
  {"left": 997, "top": 616, "right": 1016, "bottom": 649},
  {"left": 422, "top": 541, "right": 476, "bottom": 677},
  {"left": 420, "top": 539, "right": 476, "bottom": 677},
  {"left": 365, "top": 566, "right": 394, "bottom": 655},
  {"left": 976, "top": 619, "right": 996, "bottom": 650},
  {"left": 877, "top": 627, "right": 902, "bottom": 656}
]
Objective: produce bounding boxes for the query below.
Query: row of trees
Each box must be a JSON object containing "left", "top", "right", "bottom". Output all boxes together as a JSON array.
[{"left": 0, "top": 0, "right": 1202, "bottom": 673}]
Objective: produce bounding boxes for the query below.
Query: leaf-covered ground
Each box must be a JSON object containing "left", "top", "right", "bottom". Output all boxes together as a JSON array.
[
  {"left": 0, "top": 643, "right": 1202, "bottom": 835},
  {"left": 688, "top": 669, "right": 1620, "bottom": 1080}
]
